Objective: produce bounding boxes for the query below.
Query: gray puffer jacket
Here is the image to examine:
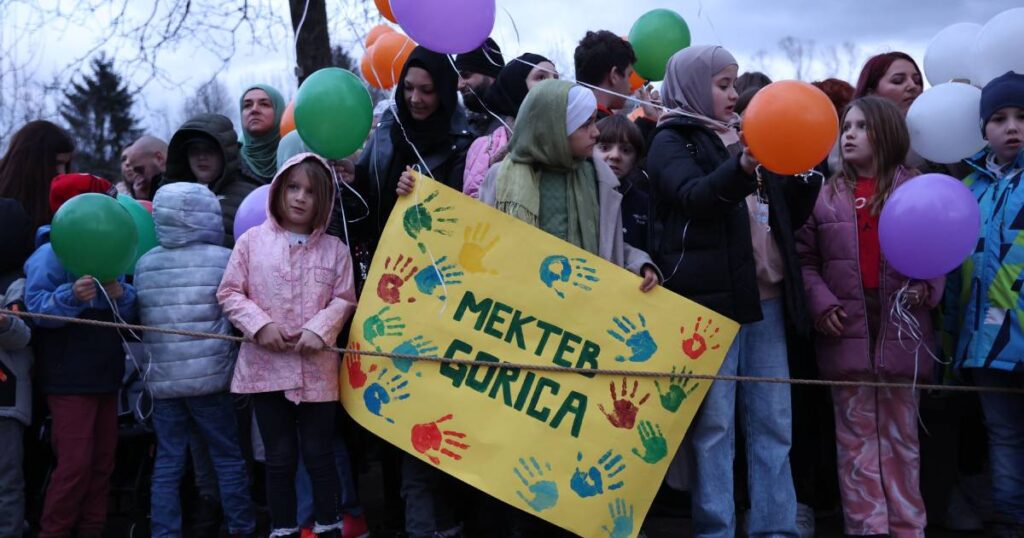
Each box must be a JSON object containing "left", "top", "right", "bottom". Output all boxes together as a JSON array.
[{"left": 135, "top": 183, "right": 236, "bottom": 399}]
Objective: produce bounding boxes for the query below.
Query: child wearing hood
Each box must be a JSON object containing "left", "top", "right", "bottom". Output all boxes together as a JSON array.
[
  {"left": 134, "top": 182, "right": 256, "bottom": 537},
  {"left": 24, "top": 174, "right": 138, "bottom": 538},
  {"left": 163, "top": 113, "right": 262, "bottom": 247},
  {"left": 218, "top": 154, "right": 356, "bottom": 538},
  {"left": 0, "top": 199, "right": 35, "bottom": 538}
]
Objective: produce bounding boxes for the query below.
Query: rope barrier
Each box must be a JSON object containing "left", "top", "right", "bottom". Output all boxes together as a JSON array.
[{"left": 4, "top": 308, "right": 1022, "bottom": 395}]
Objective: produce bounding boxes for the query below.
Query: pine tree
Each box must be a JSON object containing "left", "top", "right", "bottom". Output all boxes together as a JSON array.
[{"left": 60, "top": 54, "right": 142, "bottom": 179}]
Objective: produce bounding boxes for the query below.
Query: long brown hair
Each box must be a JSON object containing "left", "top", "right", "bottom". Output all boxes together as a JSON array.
[
  {"left": 271, "top": 158, "right": 334, "bottom": 231},
  {"left": 833, "top": 96, "right": 909, "bottom": 215},
  {"left": 0, "top": 121, "right": 75, "bottom": 229}
]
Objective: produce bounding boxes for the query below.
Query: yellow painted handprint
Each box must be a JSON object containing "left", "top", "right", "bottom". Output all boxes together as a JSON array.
[{"left": 459, "top": 223, "right": 500, "bottom": 274}]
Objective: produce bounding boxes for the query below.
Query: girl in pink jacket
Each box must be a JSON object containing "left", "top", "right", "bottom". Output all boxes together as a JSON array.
[
  {"left": 796, "top": 96, "right": 943, "bottom": 538},
  {"left": 218, "top": 153, "right": 356, "bottom": 538}
]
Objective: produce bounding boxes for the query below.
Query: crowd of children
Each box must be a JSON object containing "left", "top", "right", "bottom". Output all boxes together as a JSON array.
[{"left": 0, "top": 24, "right": 1021, "bottom": 538}]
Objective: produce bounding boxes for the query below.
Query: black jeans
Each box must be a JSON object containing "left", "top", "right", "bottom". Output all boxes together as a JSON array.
[{"left": 253, "top": 392, "right": 340, "bottom": 531}]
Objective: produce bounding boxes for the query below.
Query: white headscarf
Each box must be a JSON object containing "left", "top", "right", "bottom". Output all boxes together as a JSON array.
[{"left": 565, "top": 85, "right": 597, "bottom": 134}]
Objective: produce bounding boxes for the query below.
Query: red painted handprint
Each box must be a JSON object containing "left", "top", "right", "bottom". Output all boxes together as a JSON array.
[
  {"left": 598, "top": 378, "right": 650, "bottom": 430},
  {"left": 681, "top": 317, "right": 721, "bottom": 360},
  {"left": 345, "top": 343, "right": 377, "bottom": 389},
  {"left": 377, "top": 254, "right": 419, "bottom": 304},
  {"left": 410, "top": 414, "right": 470, "bottom": 465}
]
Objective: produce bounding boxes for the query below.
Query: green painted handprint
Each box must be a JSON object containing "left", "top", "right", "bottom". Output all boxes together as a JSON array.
[
  {"left": 403, "top": 191, "right": 457, "bottom": 253},
  {"left": 631, "top": 420, "right": 667, "bottom": 464},
  {"left": 655, "top": 366, "right": 700, "bottom": 412},
  {"left": 362, "top": 306, "right": 405, "bottom": 350}
]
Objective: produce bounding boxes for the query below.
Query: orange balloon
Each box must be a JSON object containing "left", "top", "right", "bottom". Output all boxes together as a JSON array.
[
  {"left": 369, "top": 32, "right": 416, "bottom": 88},
  {"left": 742, "top": 80, "right": 839, "bottom": 175},
  {"left": 375, "top": 0, "right": 396, "bottom": 23},
  {"left": 366, "top": 24, "right": 395, "bottom": 48},
  {"left": 361, "top": 48, "right": 385, "bottom": 89},
  {"left": 279, "top": 100, "right": 296, "bottom": 137},
  {"left": 629, "top": 69, "right": 646, "bottom": 93}
]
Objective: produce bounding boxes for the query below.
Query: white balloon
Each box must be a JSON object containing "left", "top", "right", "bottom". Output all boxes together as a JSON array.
[
  {"left": 924, "top": 22, "right": 982, "bottom": 86},
  {"left": 974, "top": 7, "right": 1024, "bottom": 87},
  {"left": 906, "top": 82, "right": 987, "bottom": 164}
]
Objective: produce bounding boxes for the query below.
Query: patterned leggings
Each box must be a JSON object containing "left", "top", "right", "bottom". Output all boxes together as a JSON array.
[{"left": 831, "top": 385, "right": 926, "bottom": 538}]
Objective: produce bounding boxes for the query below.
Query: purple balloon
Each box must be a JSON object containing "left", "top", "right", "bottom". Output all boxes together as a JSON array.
[
  {"left": 879, "top": 173, "right": 980, "bottom": 279},
  {"left": 391, "top": 0, "right": 495, "bottom": 54},
  {"left": 234, "top": 185, "right": 271, "bottom": 242}
]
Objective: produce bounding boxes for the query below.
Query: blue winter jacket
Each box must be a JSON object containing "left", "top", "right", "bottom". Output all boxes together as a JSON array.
[
  {"left": 24, "top": 228, "right": 137, "bottom": 394},
  {"left": 945, "top": 148, "right": 1024, "bottom": 373}
]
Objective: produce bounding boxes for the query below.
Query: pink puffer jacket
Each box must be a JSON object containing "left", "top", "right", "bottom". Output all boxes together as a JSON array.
[
  {"left": 462, "top": 126, "right": 510, "bottom": 199},
  {"left": 795, "top": 167, "right": 943, "bottom": 381},
  {"left": 217, "top": 154, "right": 357, "bottom": 402}
]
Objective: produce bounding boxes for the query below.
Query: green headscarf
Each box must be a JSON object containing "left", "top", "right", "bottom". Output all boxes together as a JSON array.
[
  {"left": 239, "top": 84, "right": 286, "bottom": 181},
  {"left": 495, "top": 79, "right": 600, "bottom": 254}
]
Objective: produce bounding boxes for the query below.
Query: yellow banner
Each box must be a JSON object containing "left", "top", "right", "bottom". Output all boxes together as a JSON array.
[{"left": 341, "top": 174, "right": 738, "bottom": 538}]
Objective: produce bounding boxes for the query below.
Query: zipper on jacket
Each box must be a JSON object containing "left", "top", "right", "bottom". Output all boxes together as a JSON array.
[{"left": 847, "top": 186, "right": 875, "bottom": 370}]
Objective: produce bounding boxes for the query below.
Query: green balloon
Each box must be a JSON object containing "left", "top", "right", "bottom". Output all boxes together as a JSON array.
[
  {"left": 51, "top": 193, "right": 138, "bottom": 282},
  {"left": 629, "top": 9, "right": 691, "bottom": 82},
  {"left": 295, "top": 68, "right": 373, "bottom": 160},
  {"left": 117, "top": 194, "right": 158, "bottom": 274}
]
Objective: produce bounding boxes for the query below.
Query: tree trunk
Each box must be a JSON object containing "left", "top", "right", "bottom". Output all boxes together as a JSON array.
[{"left": 289, "top": 0, "right": 332, "bottom": 85}]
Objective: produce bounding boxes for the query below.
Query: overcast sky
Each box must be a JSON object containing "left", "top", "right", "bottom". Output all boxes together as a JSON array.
[{"left": 3, "top": 0, "right": 1020, "bottom": 140}]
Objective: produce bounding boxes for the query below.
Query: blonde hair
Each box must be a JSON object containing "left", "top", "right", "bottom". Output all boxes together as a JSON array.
[{"left": 270, "top": 158, "right": 334, "bottom": 230}]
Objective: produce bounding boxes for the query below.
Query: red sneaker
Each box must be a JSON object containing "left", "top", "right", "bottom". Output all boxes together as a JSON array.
[
  {"left": 300, "top": 527, "right": 316, "bottom": 538},
  {"left": 342, "top": 514, "right": 369, "bottom": 538}
]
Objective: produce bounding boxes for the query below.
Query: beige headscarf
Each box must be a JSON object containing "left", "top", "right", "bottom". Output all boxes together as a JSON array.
[{"left": 659, "top": 45, "right": 741, "bottom": 145}]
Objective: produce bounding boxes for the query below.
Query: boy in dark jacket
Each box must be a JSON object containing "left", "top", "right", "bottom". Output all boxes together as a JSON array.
[
  {"left": 162, "top": 113, "right": 262, "bottom": 248},
  {"left": 24, "top": 174, "right": 137, "bottom": 538},
  {"left": 0, "top": 198, "right": 34, "bottom": 537}
]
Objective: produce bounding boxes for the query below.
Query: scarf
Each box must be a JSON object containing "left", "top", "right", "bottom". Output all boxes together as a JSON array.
[
  {"left": 495, "top": 79, "right": 600, "bottom": 254},
  {"left": 483, "top": 53, "right": 552, "bottom": 118},
  {"left": 239, "top": 84, "right": 285, "bottom": 181},
  {"left": 658, "top": 45, "right": 740, "bottom": 137},
  {"left": 391, "top": 47, "right": 461, "bottom": 157}
]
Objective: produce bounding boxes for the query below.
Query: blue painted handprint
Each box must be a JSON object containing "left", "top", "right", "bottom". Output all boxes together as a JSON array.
[
  {"left": 414, "top": 256, "right": 464, "bottom": 301},
  {"left": 602, "top": 498, "right": 635, "bottom": 538},
  {"left": 570, "top": 450, "right": 626, "bottom": 498},
  {"left": 390, "top": 335, "right": 439, "bottom": 373},
  {"left": 538, "top": 255, "right": 599, "bottom": 299},
  {"left": 513, "top": 456, "right": 559, "bottom": 512},
  {"left": 362, "top": 367, "right": 410, "bottom": 424},
  {"left": 607, "top": 313, "right": 658, "bottom": 363}
]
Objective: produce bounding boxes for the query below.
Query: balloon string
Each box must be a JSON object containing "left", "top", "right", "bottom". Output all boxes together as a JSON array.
[{"left": 93, "top": 277, "right": 154, "bottom": 422}]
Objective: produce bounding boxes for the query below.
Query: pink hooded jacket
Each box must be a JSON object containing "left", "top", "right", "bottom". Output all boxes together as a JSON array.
[
  {"left": 462, "top": 126, "right": 510, "bottom": 199},
  {"left": 217, "top": 153, "right": 356, "bottom": 402},
  {"left": 795, "top": 167, "right": 943, "bottom": 381}
]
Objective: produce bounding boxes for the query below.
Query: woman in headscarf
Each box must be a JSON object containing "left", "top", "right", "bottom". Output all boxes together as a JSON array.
[
  {"left": 472, "top": 78, "right": 658, "bottom": 288},
  {"left": 462, "top": 53, "right": 558, "bottom": 198},
  {"left": 239, "top": 84, "right": 286, "bottom": 184},
  {"left": 347, "top": 46, "right": 474, "bottom": 290},
  {"left": 646, "top": 45, "right": 819, "bottom": 538}
]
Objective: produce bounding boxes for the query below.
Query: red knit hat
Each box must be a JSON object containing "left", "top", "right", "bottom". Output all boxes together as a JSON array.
[{"left": 49, "top": 173, "right": 114, "bottom": 213}]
